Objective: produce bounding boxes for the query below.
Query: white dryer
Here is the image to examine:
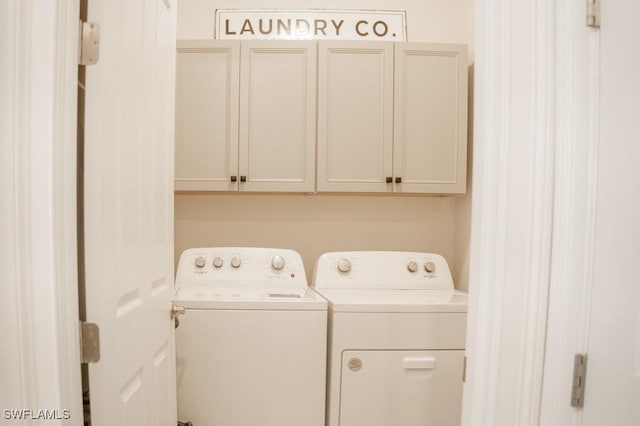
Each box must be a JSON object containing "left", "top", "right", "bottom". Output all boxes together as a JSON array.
[
  {"left": 312, "top": 251, "right": 468, "bottom": 426},
  {"left": 174, "top": 247, "right": 327, "bottom": 426}
]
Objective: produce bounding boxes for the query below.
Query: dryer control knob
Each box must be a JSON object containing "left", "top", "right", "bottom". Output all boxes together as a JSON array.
[
  {"left": 230, "top": 257, "right": 242, "bottom": 269},
  {"left": 407, "top": 261, "right": 418, "bottom": 273},
  {"left": 271, "top": 255, "right": 285, "bottom": 270},
  {"left": 212, "top": 256, "right": 224, "bottom": 268},
  {"left": 194, "top": 256, "right": 206, "bottom": 268},
  {"left": 424, "top": 261, "right": 436, "bottom": 273},
  {"left": 337, "top": 258, "right": 352, "bottom": 273}
]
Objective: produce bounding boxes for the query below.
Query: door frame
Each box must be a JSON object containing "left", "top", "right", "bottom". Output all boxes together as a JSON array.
[
  {"left": 5, "top": 0, "right": 600, "bottom": 425},
  {"left": 1, "top": 0, "right": 83, "bottom": 423},
  {"left": 463, "top": 1, "right": 599, "bottom": 425}
]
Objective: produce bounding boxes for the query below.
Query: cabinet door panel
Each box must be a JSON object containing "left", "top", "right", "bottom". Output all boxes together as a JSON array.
[
  {"left": 317, "top": 41, "right": 394, "bottom": 192},
  {"left": 394, "top": 43, "right": 468, "bottom": 193},
  {"left": 339, "top": 350, "right": 464, "bottom": 426},
  {"left": 175, "top": 40, "right": 239, "bottom": 191},
  {"left": 239, "top": 41, "right": 316, "bottom": 192}
]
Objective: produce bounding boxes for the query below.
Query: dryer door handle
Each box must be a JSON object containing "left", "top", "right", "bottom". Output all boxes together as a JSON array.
[{"left": 402, "top": 356, "right": 436, "bottom": 370}]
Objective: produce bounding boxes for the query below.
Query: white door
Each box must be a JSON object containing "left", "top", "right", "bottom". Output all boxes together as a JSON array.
[
  {"left": 582, "top": 0, "right": 640, "bottom": 423},
  {"left": 83, "top": 0, "right": 177, "bottom": 424}
]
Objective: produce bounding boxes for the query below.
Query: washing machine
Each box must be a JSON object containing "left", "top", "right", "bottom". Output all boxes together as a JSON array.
[
  {"left": 312, "top": 251, "right": 468, "bottom": 426},
  {"left": 174, "top": 247, "right": 328, "bottom": 426}
]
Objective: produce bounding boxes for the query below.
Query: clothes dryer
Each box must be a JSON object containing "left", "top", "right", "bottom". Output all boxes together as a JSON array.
[
  {"left": 174, "top": 247, "right": 327, "bottom": 426},
  {"left": 312, "top": 251, "right": 468, "bottom": 426}
]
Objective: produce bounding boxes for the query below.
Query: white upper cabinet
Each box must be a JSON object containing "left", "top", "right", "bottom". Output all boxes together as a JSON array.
[
  {"left": 393, "top": 43, "right": 468, "bottom": 194},
  {"left": 317, "top": 42, "right": 468, "bottom": 194},
  {"left": 175, "top": 40, "right": 239, "bottom": 191},
  {"left": 176, "top": 40, "right": 467, "bottom": 194},
  {"left": 175, "top": 40, "right": 316, "bottom": 192},
  {"left": 239, "top": 41, "right": 317, "bottom": 192},
  {"left": 317, "top": 41, "right": 394, "bottom": 192}
]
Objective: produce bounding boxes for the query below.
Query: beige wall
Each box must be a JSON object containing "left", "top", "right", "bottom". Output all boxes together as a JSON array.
[
  {"left": 175, "top": 0, "right": 473, "bottom": 290},
  {"left": 175, "top": 194, "right": 457, "bottom": 280}
]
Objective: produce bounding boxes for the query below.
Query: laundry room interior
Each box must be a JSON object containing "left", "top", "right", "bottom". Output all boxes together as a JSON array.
[
  {"left": 5, "top": 0, "right": 640, "bottom": 423},
  {"left": 174, "top": 0, "right": 474, "bottom": 290}
]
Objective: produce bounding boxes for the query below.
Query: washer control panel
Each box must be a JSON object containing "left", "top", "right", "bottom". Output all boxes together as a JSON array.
[
  {"left": 313, "top": 251, "right": 454, "bottom": 290},
  {"left": 176, "top": 247, "right": 307, "bottom": 287}
]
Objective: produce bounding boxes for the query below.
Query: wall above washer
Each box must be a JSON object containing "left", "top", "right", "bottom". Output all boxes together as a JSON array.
[{"left": 174, "top": 0, "right": 474, "bottom": 291}]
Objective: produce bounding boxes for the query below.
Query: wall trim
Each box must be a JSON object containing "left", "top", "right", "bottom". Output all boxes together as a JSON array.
[
  {"left": 466, "top": 0, "right": 601, "bottom": 425},
  {"left": 52, "top": 0, "right": 83, "bottom": 420},
  {"left": 463, "top": 0, "right": 557, "bottom": 424},
  {"left": 0, "top": 0, "right": 82, "bottom": 422}
]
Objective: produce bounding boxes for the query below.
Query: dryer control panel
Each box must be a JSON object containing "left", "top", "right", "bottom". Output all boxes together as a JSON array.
[
  {"left": 312, "top": 251, "right": 454, "bottom": 290},
  {"left": 176, "top": 247, "right": 308, "bottom": 287}
]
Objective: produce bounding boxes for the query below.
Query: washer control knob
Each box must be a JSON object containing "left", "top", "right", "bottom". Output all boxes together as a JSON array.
[
  {"left": 271, "top": 255, "right": 285, "bottom": 270},
  {"left": 230, "top": 257, "right": 242, "bottom": 269},
  {"left": 337, "top": 258, "right": 352, "bottom": 273},
  {"left": 424, "top": 261, "right": 436, "bottom": 273},
  {"left": 407, "top": 261, "right": 418, "bottom": 273},
  {"left": 212, "top": 256, "right": 224, "bottom": 268},
  {"left": 194, "top": 256, "right": 206, "bottom": 268}
]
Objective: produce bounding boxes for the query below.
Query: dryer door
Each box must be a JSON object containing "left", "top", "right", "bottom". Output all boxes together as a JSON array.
[{"left": 339, "top": 350, "right": 464, "bottom": 426}]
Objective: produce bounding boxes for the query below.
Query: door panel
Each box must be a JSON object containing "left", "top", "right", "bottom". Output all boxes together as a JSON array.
[
  {"left": 393, "top": 43, "right": 467, "bottom": 194},
  {"left": 339, "top": 350, "right": 464, "bottom": 426},
  {"left": 317, "top": 41, "right": 394, "bottom": 192},
  {"left": 175, "top": 40, "right": 240, "bottom": 191},
  {"left": 239, "top": 41, "right": 316, "bottom": 192},
  {"left": 84, "top": 0, "right": 177, "bottom": 424},
  {"left": 583, "top": 0, "right": 640, "bottom": 423}
]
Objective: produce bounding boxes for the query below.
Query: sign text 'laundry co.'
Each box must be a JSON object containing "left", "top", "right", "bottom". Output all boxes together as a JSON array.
[{"left": 215, "top": 9, "right": 407, "bottom": 41}]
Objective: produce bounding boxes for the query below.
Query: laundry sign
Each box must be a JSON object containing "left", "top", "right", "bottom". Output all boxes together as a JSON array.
[{"left": 215, "top": 9, "right": 407, "bottom": 41}]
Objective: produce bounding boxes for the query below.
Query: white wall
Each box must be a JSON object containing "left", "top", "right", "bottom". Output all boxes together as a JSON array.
[{"left": 175, "top": 0, "right": 473, "bottom": 288}]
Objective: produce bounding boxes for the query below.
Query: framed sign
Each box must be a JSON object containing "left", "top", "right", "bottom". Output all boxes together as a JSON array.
[{"left": 215, "top": 9, "right": 407, "bottom": 41}]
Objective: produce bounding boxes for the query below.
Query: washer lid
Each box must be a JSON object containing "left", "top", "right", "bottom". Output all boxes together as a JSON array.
[
  {"left": 315, "top": 289, "right": 467, "bottom": 313},
  {"left": 173, "top": 285, "right": 328, "bottom": 311}
]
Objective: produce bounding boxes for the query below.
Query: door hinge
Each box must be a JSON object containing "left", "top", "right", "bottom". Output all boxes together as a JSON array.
[
  {"left": 78, "top": 21, "right": 100, "bottom": 65},
  {"left": 171, "top": 303, "right": 186, "bottom": 328},
  {"left": 80, "top": 322, "right": 101, "bottom": 363},
  {"left": 570, "top": 354, "right": 588, "bottom": 408},
  {"left": 587, "top": 0, "right": 601, "bottom": 28}
]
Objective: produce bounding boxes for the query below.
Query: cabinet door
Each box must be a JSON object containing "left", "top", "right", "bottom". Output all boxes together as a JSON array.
[
  {"left": 317, "top": 41, "right": 394, "bottom": 192},
  {"left": 239, "top": 41, "right": 316, "bottom": 192},
  {"left": 339, "top": 350, "right": 464, "bottom": 426},
  {"left": 175, "top": 40, "right": 239, "bottom": 191},
  {"left": 393, "top": 43, "right": 468, "bottom": 194}
]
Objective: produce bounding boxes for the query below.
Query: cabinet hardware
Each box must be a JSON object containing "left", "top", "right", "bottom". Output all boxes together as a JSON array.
[
  {"left": 386, "top": 177, "right": 392, "bottom": 183},
  {"left": 240, "top": 176, "right": 246, "bottom": 182},
  {"left": 395, "top": 177, "right": 402, "bottom": 183},
  {"left": 230, "top": 176, "right": 237, "bottom": 182}
]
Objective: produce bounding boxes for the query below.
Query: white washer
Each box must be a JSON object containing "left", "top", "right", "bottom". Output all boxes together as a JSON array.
[
  {"left": 312, "top": 251, "right": 468, "bottom": 426},
  {"left": 174, "top": 247, "right": 328, "bottom": 426}
]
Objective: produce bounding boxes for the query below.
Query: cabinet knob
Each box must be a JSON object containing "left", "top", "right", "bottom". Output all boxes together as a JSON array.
[
  {"left": 386, "top": 177, "right": 392, "bottom": 183},
  {"left": 240, "top": 176, "right": 246, "bottom": 182},
  {"left": 230, "top": 176, "right": 237, "bottom": 182},
  {"left": 395, "top": 177, "right": 402, "bottom": 183}
]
